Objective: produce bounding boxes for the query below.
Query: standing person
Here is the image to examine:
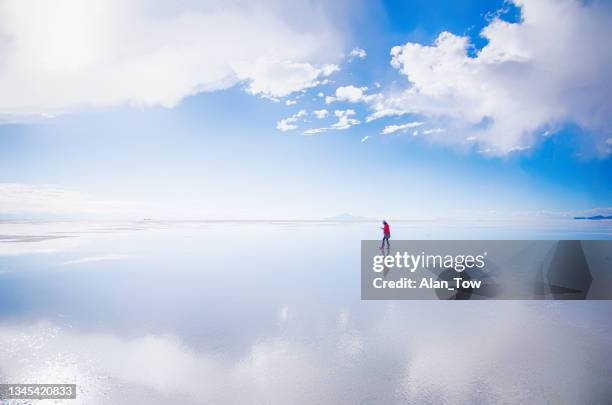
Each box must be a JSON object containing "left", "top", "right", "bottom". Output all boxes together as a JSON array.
[{"left": 380, "top": 220, "right": 391, "bottom": 249}]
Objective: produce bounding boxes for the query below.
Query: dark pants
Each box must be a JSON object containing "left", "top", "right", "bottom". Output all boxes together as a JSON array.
[{"left": 381, "top": 233, "right": 390, "bottom": 248}]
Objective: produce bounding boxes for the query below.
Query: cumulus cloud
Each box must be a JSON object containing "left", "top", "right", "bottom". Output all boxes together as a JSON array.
[
  {"left": 303, "top": 109, "right": 361, "bottom": 133},
  {"left": 381, "top": 121, "right": 423, "bottom": 134},
  {"left": 326, "top": 85, "right": 380, "bottom": 104},
  {"left": 276, "top": 110, "right": 307, "bottom": 132},
  {"left": 348, "top": 47, "right": 367, "bottom": 60},
  {"left": 332, "top": 109, "right": 360, "bottom": 130},
  {"left": 312, "top": 109, "right": 329, "bottom": 119},
  {"left": 370, "top": 0, "right": 612, "bottom": 154},
  {"left": 235, "top": 60, "right": 339, "bottom": 99},
  {"left": 0, "top": 0, "right": 343, "bottom": 118}
]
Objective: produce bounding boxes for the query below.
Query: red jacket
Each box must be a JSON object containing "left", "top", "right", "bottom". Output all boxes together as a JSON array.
[{"left": 383, "top": 223, "right": 390, "bottom": 235}]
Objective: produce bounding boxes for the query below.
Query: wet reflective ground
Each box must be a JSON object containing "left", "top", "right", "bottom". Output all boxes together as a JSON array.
[{"left": 0, "top": 220, "right": 611, "bottom": 404}]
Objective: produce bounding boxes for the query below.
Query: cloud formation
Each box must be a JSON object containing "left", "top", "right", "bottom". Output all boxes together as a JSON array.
[
  {"left": 326, "top": 85, "right": 379, "bottom": 104},
  {"left": 370, "top": 0, "right": 612, "bottom": 154},
  {"left": 312, "top": 109, "right": 329, "bottom": 119},
  {"left": 303, "top": 109, "right": 360, "bottom": 134},
  {"left": 381, "top": 121, "right": 423, "bottom": 135},
  {"left": 0, "top": 0, "right": 343, "bottom": 118},
  {"left": 332, "top": 109, "right": 360, "bottom": 130},
  {"left": 276, "top": 110, "right": 307, "bottom": 132},
  {"left": 1, "top": 302, "right": 610, "bottom": 405},
  {"left": 348, "top": 47, "right": 367, "bottom": 60},
  {"left": 236, "top": 61, "right": 339, "bottom": 99},
  {"left": 0, "top": 183, "right": 144, "bottom": 215}
]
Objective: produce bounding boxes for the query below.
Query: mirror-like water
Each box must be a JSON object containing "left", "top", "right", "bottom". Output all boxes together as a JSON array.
[{"left": 1, "top": 220, "right": 611, "bottom": 404}]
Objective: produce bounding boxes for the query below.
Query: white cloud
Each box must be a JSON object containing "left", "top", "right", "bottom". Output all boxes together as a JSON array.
[
  {"left": 335, "top": 85, "right": 366, "bottom": 103},
  {"left": 285, "top": 99, "right": 297, "bottom": 106},
  {"left": 0, "top": 183, "right": 144, "bottom": 215},
  {"left": 303, "top": 109, "right": 360, "bottom": 133},
  {"left": 508, "top": 145, "right": 530, "bottom": 152},
  {"left": 276, "top": 109, "right": 307, "bottom": 132},
  {"left": 541, "top": 130, "right": 555, "bottom": 137},
  {"left": 365, "top": 108, "right": 408, "bottom": 122},
  {"left": 360, "top": 135, "right": 370, "bottom": 143},
  {"left": 320, "top": 64, "right": 340, "bottom": 76},
  {"left": 303, "top": 127, "right": 328, "bottom": 135},
  {"left": 235, "top": 60, "right": 339, "bottom": 99},
  {"left": 381, "top": 121, "right": 423, "bottom": 134},
  {"left": 326, "top": 85, "right": 380, "bottom": 104},
  {"left": 312, "top": 109, "right": 329, "bottom": 119},
  {"left": 348, "top": 47, "right": 367, "bottom": 60},
  {"left": 370, "top": 0, "right": 612, "bottom": 154},
  {"left": 331, "top": 109, "right": 359, "bottom": 130},
  {"left": 276, "top": 121, "right": 297, "bottom": 132},
  {"left": 422, "top": 128, "right": 445, "bottom": 135},
  {"left": 0, "top": 0, "right": 343, "bottom": 118}
]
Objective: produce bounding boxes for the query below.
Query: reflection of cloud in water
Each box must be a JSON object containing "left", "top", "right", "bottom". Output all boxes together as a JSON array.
[
  {"left": 61, "top": 254, "right": 132, "bottom": 266},
  {"left": 1, "top": 302, "right": 610, "bottom": 404},
  {"left": 0, "top": 236, "right": 82, "bottom": 256},
  {"left": 1, "top": 221, "right": 611, "bottom": 403}
]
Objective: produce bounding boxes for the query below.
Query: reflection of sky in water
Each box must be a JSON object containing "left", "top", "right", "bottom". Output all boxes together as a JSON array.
[{"left": 0, "top": 220, "right": 611, "bottom": 404}]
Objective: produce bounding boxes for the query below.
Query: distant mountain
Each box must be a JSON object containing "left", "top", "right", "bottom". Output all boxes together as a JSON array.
[
  {"left": 574, "top": 215, "right": 612, "bottom": 220},
  {"left": 324, "top": 213, "right": 375, "bottom": 221}
]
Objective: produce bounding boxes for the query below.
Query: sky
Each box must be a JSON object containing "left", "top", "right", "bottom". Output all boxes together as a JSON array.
[{"left": 0, "top": 0, "right": 611, "bottom": 220}]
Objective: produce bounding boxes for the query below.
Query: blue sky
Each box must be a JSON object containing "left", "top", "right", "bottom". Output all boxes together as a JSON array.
[{"left": 0, "top": 0, "right": 611, "bottom": 219}]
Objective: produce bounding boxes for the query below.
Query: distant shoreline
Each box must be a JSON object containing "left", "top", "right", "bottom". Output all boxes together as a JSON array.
[{"left": 574, "top": 215, "right": 612, "bottom": 220}]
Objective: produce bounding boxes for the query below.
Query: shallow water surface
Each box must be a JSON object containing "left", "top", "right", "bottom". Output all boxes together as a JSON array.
[{"left": 0, "top": 220, "right": 611, "bottom": 404}]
